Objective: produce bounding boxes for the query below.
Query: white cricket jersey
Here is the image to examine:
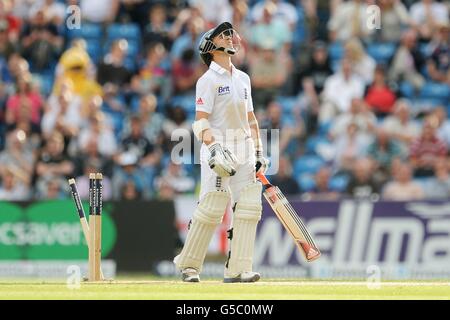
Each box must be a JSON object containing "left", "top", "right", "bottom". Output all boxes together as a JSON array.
[{"left": 195, "top": 61, "right": 253, "bottom": 144}]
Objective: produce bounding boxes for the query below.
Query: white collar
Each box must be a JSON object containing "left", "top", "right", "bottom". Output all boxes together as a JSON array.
[{"left": 209, "top": 61, "right": 236, "bottom": 75}]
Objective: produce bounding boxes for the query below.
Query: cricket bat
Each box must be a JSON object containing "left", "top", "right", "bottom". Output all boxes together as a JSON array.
[{"left": 257, "top": 173, "right": 321, "bottom": 262}]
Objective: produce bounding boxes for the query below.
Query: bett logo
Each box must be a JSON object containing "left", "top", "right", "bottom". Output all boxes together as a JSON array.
[{"left": 218, "top": 86, "right": 230, "bottom": 95}]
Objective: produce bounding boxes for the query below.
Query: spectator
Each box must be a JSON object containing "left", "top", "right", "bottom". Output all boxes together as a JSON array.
[
  {"left": 226, "top": 0, "right": 250, "bottom": 69},
  {"left": 271, "top": 156, "right": 300, "bottom": 195},
  {"left": 0, "top": 166, "right": 30, "bottom": 200},
  {"left": 249, "top": 1, "right": 292, "bottom": 53},
  {"left": 101, "top": 83, "right": 126, "bottom": 115},
  {"left": 0, "top": 0, "right": 21, "bottom": 42},
  {"left": 410, "top": 117, "right": 447, "bottom": 177},
  {"left": 305, "top": 167, "right": 340, "bottom": 201},
  {"left": 5, "top": 93, "right": 41, "bottom": 135},
  {"left": 35, "top": 131, "right": 74, "bottom": 184},
  {"left": 382, "top": 99, "right": 421, "bottom": 149},
  {"left": 170, "top": 14, "right": 205, "bottom": 61},
  {"left": 259, "top": 101, "right": 303, "bottom": 155},
  {"left": 35, "top": 175, "right": 67, "bottom": 199},
  {"left": 410, "top": 0, "right": 449, "bottom": 41},
  {"left": 120, "top": 115, "right": 161, "bottom": 169},
  {"left": 0, "top": 18, "right": 18, "bottom": 60},
  {"left": 296, "top": 40, "right": 333, "bottom": 97},
  {"left": 329, "top": 98, "right": 377, "bottom": 140},
  {"left": 20, "top": 8, "right": 63, "bottom": 72},
  {"left": 112, "top": 152, "right": 147, "bottom": 199},
  {"left": 426, "top": 22, "right": 449, "bottom": 84},
  {"left": 249, "top": 39, "right": 288, "bottom": 109},
  {"left": 162, "top": 106, "right": 192, "bottom": 153},
  {"left": 97, "top": 39, "right": 133, "bottom": 87},
  {"left": 0, "top": 129, "right": 35, "bottom": 185},
  {"left": 367, "top": 127, "right": 404, "bottom": 183},
  {"left": 328, "top": 0, "right": 375, "bottom": 42},
  {"left": 433, "top": 107, "right": 450, "bottom": 148},
  {"left": 388, "top": 29, "right": 425, "bottom": 90},
  {"left": 188, "top": 0, "right": 232, "bottom": 27},
  {"left": 41, "top": 86, "right": 82, "bottom": 141},
  {"left": 295, "top": 41, "right": 333, "bottom": 134},
  {"left": 3, "top": 54, "right": 29, "bottom": 90},
  {"left": 54, "top": 45, "right": 102, "bottom": 102},
  {"left": 78, "top": 111, "right": 117, "bottom": 158},
  {"left": 123, "top": 94, "right": 164, "bottom": 145},
  {"left": 157, "top": 180, "right": 176, "bottom": 200},
  {"left": 382, "top": 162, "right": 424, "bottom": 200},
  {"left": 343, "top": 38, "right": 376, "bottom": 85},
  {"left": 121, "top": 180, "right": 142, "bottom": 200},
  {"left": 364, "top": 65, "right": 397, "bottom": 117},
  {"left": 334, "top": 122, "right": 368, "bottom": 172},
  {"left": 5, "top": 73, "right": 43, "bottom": 129},
  {"left": 80, "top": 0, "right": 120, "bottom": 24},
  {"left": 378, "top": 0, "right": 411, "bottom": 43},
  {"left": 29, "top": 0, "right": 66, "bottom": 26},
  {"left": 116, "top": 0, "right": 151, "bottom": 29},
  {"left": 143, "top": 4, "right": 172, "bottom": 49},
  {"left": 155, "top": 162, "right": 196, "bottom": 195},
  {"left": 74, "top": 159, "right": 113, "bottom": 201},
  {"left": 171, "top": 48, "right": 203, "bottom": 95},
  {"left": 425, "top": 157, "right": 450, "bottom": 199},
  {"left": 73, "top": 136, "right": 114, "bottom": 179},
  {"left": 132, "top": 42, "right": 171, "bottom": 100},
  {"left": 346, "top": 158, "right": 381, "bottom": 199},
  {"left": 319, "top": 58, "right": 365, "bottom": 123},
  {"left": 250, "top": 0, "right": 299, "bottom": 31}
]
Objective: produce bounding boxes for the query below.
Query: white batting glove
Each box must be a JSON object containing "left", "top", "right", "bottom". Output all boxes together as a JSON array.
[
  {"left": 255, "top": 149, "right": 269, "bottom": 175},
  {"left": 208, "top": 142, "right": 238, "bottom": 177}
]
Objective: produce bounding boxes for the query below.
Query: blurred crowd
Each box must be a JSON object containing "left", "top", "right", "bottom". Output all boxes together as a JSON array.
[{"left": 0, "top": 0, "right": 449, "bottom": 201}]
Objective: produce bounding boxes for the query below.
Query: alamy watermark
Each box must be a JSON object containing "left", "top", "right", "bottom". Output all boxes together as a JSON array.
[
  {"left": 66, "top": 265, "right": 81, "bottom": 290},
  {"left": 367, "top": 5, "right": 381, "bottom": 30},
  {"left": 170, "top": 128, "right": 280, "bottom": 175},
  {"left": 366, "top": 265, "right": 381, "bottom": 289},
  {"left": 66, "top": 5, "right": 81, "bottom": 30}
]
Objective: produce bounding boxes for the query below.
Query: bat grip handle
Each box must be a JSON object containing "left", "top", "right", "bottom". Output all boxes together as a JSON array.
[{"left": 256, "top": 172, "right": 270, "bottom": 186}]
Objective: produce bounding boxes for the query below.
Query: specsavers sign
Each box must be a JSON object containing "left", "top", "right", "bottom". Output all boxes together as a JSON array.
[{"left": 0, "top": 201, "right": 116, "bottom": 259}]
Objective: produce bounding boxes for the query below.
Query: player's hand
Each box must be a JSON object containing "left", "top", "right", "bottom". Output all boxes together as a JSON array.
[
  {"left": 208, "top": 142, "right": 238, "bottom": 177},
  {"left": 255, "top": 150, "right": 269, "bottom": 174}
]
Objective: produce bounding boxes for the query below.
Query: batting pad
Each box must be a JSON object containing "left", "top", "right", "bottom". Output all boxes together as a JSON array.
[
  {"left": 225, "top": 182, "right": 262, "bottom": 278},
  {"left": 174, "top": 190, "right": 230, "bottom": 272}
]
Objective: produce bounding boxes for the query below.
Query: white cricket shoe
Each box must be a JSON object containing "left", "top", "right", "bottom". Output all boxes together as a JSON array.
[
  {"left": 223, "top": 271, "right": 260, "bottom": 283},
  {"left": 181, "top": 268, "right": 200, "bottom": 282}
]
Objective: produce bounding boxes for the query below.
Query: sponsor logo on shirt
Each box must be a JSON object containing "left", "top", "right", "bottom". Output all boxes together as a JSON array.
[
  {"left": 196, "top": 97, "right": 204, "bottom": 105},
  {"left": 244, "top": 88, "right": 248, "bottom": 100},
  {"left": 217, "top": 85, "right": 230, "bottom": 96}
]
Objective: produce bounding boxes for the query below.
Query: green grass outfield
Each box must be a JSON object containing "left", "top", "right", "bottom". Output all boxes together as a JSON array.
[{"left": 0, "top": 277, "right": 449, "bottom": 299}]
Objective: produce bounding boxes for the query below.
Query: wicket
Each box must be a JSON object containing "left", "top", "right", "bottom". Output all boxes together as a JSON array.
[{"left": 68, "top": 173, "right": 104, "bottom": 281}]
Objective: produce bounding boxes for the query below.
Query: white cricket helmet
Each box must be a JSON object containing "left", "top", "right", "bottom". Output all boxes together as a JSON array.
[{"left": 198, "top": 22, "right": 241, "bottom": 65}]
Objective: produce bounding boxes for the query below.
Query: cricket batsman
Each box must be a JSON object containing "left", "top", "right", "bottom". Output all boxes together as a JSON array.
[{"left": 173, "top": 22, "right": 269, "bottom": 283}]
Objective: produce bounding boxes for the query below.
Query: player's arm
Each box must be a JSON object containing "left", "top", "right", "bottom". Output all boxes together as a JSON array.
[
  {"left": 248, "top": 111, "right": 262, "bottom": 152},
  {"left": 193, "top": 111, "right": 237, "bottom": 177},
  {"left": 193, "top": 111, "right": 215, "bottom": 146},
  {"left": 248, "top": 111, "right": 269, "bottom": 174}
]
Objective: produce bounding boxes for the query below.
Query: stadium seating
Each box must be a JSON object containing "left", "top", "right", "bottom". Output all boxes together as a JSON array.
[
  {"left": 329, "top": 174, "right": 350, "bottom": 192},
  {"left": 296, "top": 173, "right": 315, "bottom": 192},
  {"left": 305, "top": 135, "right": 330, "bottom": 155},
  {"left": 277, "top": 96, "right": 298, "bottom": 113},
  {"left": 106, "top": 23, "right": 141, "bottom": 41},
  {"left": 328, "top": 42, "right": 344, "bottom": 62},
  {"left": 420, "top": 82, "right": 450, "bottom": 102},
  {"left": 66, "top": 23, "right": 103, "bottom": 40},
  {"left": 367, "top": 42, "right": 396, "bottom": 64},
  {"left": 293, "top": 155, "right": 325, "bottom": 176}
]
